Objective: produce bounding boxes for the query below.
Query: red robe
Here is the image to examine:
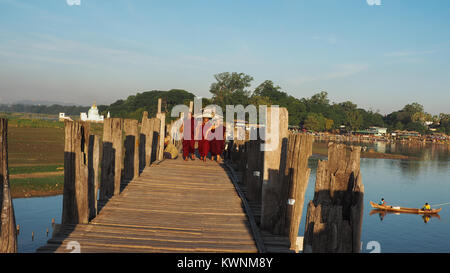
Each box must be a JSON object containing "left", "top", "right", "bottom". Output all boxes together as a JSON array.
[
  {"left": 210, "top": 125, "right": 226, "bottom": 156},
  {"left": 198, "top": 121, "right": 212, "bottom": 157},
  {"left": 182, "top": 117, "right": 196, "bottom": 158}
]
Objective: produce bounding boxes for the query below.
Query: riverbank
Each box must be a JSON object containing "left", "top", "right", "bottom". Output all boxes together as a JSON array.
[
  {"left": 312, "top": 145, "right": 418, "bottom": 160},
  {"left": 312, "top": 133, "right": 449, "bottom": 146},
  {"left": 10, "top": 175, "right": 64, "bottom": 198}
]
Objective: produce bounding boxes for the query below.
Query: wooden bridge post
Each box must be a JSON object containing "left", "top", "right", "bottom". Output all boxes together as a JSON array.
[
  {"left": 0, "top": 118, "right": 17, "bottom": 253},
  {"left": 88, "top": 134, "right": 100, "bottom": 221},
  {"left": 156, "top": 98, "right": 166, "bottom": 161},
  {"left": 260, "top": 107, "right": 289, "bottom": 234},
  {"left": 139, "top": 111, "right": 149, "bottom": 172},
  {"left": 244, "top": 139, "right": 264, "bottom": 203},
  {"left": 62, "top": 121, "right": 91, "bottom": 225},
  {"left": 284, "top": 133, "right": 313, "bottom": 250},
  {"left": 100, "top": 118, "right": 123, "bottom": 201},
  {"left": 124, "top": 119, "right": 139, "bottom": 182},
  {"left": 303, "top": 143, "right": 364, "bottom": 253}
]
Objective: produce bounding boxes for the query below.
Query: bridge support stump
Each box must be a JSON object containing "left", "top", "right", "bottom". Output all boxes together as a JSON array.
[
  {"left": 124, "top": 119, "right": 139, "bottom": 182},
  {"left": 62, "top": 121, "right": 91, "bottom": 225},
  {"left": 88, "top": 134, "right": 100, "bottom": 221},
  {"left": 100, "top": 118, "right": 123, "bottom": 201},
  {"left": 0, "top": 118, "right": 17, "bottom": 253},
  {"left": 303, "top": 143, "right": 364, "bottom": 253}
]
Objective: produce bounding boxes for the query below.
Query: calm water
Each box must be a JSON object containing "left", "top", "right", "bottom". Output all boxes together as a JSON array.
[
  {"left": 13, "top": 195, "right": 62, "bottom": 253},
  {"left": 299, "top": 141, "right": 450, "bottom": 253},
  {"left": 11, "top": 142, "right": 449, "bottom": 253}
]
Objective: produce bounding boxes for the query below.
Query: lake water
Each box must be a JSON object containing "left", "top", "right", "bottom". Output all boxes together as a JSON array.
[
  {"left": 13, "top": 195, "right": 62, "bottom": 253},
  {"left": 11, "top": 141, "right": 449, "bottom": 253},
  {"left": 299, "top": 141, "right": 450, "bottom": 253}
]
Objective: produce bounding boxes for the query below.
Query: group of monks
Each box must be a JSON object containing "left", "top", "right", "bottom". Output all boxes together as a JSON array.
[{"left": 180, "top": 113, "right": 226, "bottom": 162}]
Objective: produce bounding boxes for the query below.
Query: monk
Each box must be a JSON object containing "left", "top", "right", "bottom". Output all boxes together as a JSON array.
[
  {"left": 210, "top": 121, "right": 226, "bottom": 163},
  {"left": 197, "top": 116, "right": 213, "bottom": 161},
  {"left": 180, "top": 113, "right": 196, "bottom": 161}
]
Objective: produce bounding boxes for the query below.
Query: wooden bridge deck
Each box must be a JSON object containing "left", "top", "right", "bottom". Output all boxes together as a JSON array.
[{"left": 37, "top": 158, "right": 258, "bottom": 253}]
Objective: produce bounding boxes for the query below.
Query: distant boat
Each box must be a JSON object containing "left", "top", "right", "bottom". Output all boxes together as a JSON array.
[
  {"left": 370, "top": 201, "right": 442, "bottom": 214},
  {"left": 369, "top": 209, "right": 441, "bottom": 220}
]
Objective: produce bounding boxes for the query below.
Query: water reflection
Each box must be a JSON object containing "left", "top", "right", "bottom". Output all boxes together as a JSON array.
[
  {"left": 13, "top": 195, "right": 62, "bottom": 253},
  {"left": 301, "top": 142, "right": 450, "bottom": 253}
]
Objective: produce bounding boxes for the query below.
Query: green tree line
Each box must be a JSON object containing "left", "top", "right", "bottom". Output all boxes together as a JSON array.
[{"left": 2, "top": 72, "right": 448, "bottom": 134}]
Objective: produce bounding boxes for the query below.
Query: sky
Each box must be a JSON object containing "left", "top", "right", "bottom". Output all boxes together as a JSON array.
[{"left": 0, "top": 0, "right": 449, "bottom": 115}]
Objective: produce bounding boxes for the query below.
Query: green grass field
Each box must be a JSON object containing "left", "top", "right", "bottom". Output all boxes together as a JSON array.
[
  {"left": 10, "top": 175, "right": 64, "bottom": 198},
  {"left": 2, "top": 112, "right": 103, "bottom": 198},
  {"left": 9, "top": 164, "right": 64, "bottom": 175}
]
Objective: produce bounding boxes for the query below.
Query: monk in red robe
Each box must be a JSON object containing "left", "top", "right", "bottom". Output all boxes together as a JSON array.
[
  {"left": 197, "top": 116, "right": 212, "bottom": 161},
  {"left": 210, "top": 122, "right": 226, "bottom": 163},
  {"left": 180, "top": 113, "right": 196, "bottom": 161}
]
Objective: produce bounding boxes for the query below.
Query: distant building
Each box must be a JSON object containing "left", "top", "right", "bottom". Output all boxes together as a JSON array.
[
  {"left": 80, "top": 103, "right": 104, "bottom": 123},
  {"left": 392, "top": 130, "right": 421, "bottom": 138},
  {"left": 353, "top": 126, "right": 387, "bottom": 137},
  {"left": 59, "top": 113, "right": 73, "bottom": 122},
  {"left": 369, "top": 126, "right": 387, "bottom": 135}
]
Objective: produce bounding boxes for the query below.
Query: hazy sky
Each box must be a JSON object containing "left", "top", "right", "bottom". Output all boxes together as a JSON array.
[{"left": 0, "top": 0, "right": 449, "bottom": 114}]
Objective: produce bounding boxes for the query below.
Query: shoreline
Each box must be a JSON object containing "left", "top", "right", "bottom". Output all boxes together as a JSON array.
[
  {"left": 312, "top": 149, "right": 418, "bottom": 160},
  {"left": 12, "top": 190, "right": 62, "bottom": 199}
]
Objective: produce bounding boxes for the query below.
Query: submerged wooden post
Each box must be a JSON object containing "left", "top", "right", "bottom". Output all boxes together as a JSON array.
[
  {"left": 88, "top": 134, "right": 100, "bottom": 221},
  {"left": 100, "top": 118, "right": 123, "bottom": 201},
  {"left": 303, "top": 143, "right": 364, "bottom": 253},
  {"left": 284, "top": 133, "right": 313, "bottom": 250},
  {"left": 62, "top": 121, "right": 91, "bottom": 225},
  {"left": 0, "top": 118, "right": 17, "bottom": 253},
  {"left": 260, "top": 107, "right": 289, "bottom": 234},
  {"left": 124, "top": 119, "right": 139, "bottom": 182}
]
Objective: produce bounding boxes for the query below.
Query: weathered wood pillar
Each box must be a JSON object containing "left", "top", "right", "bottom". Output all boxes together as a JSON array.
[
  {"left": 124, "top": 119, "right": 139, "bottom": 182},
  {"left": 99, "top": 118, "right": 123, "bottom": 201},
  {"left": 284, "top": 133, "right": 313, "bottom": 250},
  {"left": 156, "top": 98, "right": 165, "bottom": 161},
  {"left": 0, "top": 118, "right": 17, "bottom": 253},
  {"left": 260, "top": 107, "right": 289, "bottom": 234},
  {"left": 303, "top": 143, "right": 364, "bottom": 253},
  {"left": 139, "top": 111, "right": 149, "bottom": 172},
  {"left": 244, "top": 139, "right": 264, "bottom": 203},
  {"left": 62, "top": 121, "right": 91, "bottom": 225},
  {"left": 88, "top": 134, "right": 100, "bottom": 221},
  {"left": 147, "top": 118, "right": 160, "bottom": 165}
]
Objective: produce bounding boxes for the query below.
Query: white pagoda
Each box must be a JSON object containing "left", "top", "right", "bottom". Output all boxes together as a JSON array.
[{"left": 80, "top": 103, "right": 104, "bottom": 123}]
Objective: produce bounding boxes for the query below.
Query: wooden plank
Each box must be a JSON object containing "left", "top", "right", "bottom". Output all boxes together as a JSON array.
[{"left": 39, "top": 156, "right": 259, "bottom": 253}]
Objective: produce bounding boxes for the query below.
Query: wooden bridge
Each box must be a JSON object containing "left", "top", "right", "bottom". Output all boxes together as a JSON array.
[
  {"left": 1, "top": 99, "right": 364, "bottom": 253},
  {"left": 37, "top": 158, "right": 259, "bottom": 253}
]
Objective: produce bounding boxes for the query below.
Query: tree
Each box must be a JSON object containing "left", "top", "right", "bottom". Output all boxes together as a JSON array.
[
  {"left": 304, "top": 113, "right": 326, "bottom": 131},
  {"left": 345, "top": 110, "right": 363, "bottom": 131},
  {"left": 325, "top": 119, "right": 334, "bottom": 131},
  {"left": 209, "top": 72, "right": 253, "bottom": 110},
  {"left": 309, "top": 91, "right": 329, "bottom": 105}
]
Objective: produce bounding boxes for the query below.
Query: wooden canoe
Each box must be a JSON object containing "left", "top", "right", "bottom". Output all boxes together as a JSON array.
[{"left": 370, "top": 201, "right": 442, "bottom": 214}]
